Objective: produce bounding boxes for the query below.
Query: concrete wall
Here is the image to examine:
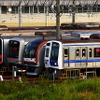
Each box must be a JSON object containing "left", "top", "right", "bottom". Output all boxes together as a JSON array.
[{"left": 0, "top": 13, "right": 100, "bottom": 27}]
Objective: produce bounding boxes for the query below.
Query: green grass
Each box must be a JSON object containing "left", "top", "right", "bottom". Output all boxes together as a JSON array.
[{"left": 0, "top": 77, "right": 100, "bottom": 100}]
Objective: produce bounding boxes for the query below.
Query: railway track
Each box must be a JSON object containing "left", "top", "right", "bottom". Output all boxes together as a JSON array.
[{"left": 0, "top": 72, "right": 62, "bottom": 84}]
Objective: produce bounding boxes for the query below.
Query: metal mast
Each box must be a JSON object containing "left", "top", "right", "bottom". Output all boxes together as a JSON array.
[
  {"left": 18, "top": 1, "right": 22, "bottom": 27},
  {"left": 56, "top": 0, "right": 61, "bottom": 39},
  {"left": 72, "top": 0, "right": 75, "bottom": 24}
]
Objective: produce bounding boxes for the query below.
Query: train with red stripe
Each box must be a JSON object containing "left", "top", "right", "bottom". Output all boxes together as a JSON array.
[
  {"left": 23, "top": 39, "right": 48, "bottom": 75},
  {"left": 0, "top": 37, "right": 48, "bottom": 75},
  {"left": 7, "top": 38, "right": 27, "bottom": 67},
  {"left": 1, "top": 36, "right": 100, "bottom": 79}
]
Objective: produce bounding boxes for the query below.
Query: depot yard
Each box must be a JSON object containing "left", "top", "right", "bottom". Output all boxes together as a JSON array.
[{"left": 0, "top": 25, "right": 100, "bottom": 100}]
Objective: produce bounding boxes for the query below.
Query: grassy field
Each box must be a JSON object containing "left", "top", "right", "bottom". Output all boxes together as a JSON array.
[{"left": 0, "top": 77, "right": 100, "bottom": 100}]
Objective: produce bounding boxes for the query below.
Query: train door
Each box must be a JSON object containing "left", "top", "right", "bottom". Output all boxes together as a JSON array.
[
  {"left": 81, "top": 47, "right": 88, "bottom": 68},
  {"left": 63, "top": 47, "right": 69, "bottom": 68},
  {"left": 44, "top": 42, "right": 51, "bottom": 68},
  {"left": 75, "top": 47, "right": 88, "bottom": 68},
  {"left": 75, "top": 47, "right": 81, "bottom": 68},
  {"left": 88, "top": 48, "right": 93, "bottom": 68}
]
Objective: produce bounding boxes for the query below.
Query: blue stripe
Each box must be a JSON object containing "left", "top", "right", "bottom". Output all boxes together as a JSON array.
[
  {"left": 50, "top": 60, "right": 58, "bottom": 66},
  {"left": 44, "top": 59, "right": 58, "bottom": 67},
  {"left": 50, "top": 59, "right": 100, "bottom": 65},
  {"left": 45, "top": 59, "right": 100, "bottom": 67},
  {"left": 64, "top": 59, "right": 100, "bottom": 63}
]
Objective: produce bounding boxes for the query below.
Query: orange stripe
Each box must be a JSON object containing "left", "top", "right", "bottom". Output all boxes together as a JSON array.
[{"left": 35, "top": 41, "right": 48, "bottom": 63}]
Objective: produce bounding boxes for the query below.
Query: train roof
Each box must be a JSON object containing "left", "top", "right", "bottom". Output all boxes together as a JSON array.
[
  {"left": 55, "top": 39, "right": 100, "bottom": 44},
  {"left": 28, "top": 39, "right": 45, "bottom": 43},
  {"left": 90, "top": 34, "right": 100, "bottom": 39},
  {"left": 10, "top": 37, "right": 25, "bottom": 42},
  {"left": 71, "top": 31, "right": 100, "bottom": 35}
]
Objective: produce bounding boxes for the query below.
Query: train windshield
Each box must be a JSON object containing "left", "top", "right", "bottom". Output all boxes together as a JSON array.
[
  {"left": 24, "top": 41, "right": 43, "bottom": 58},
  {"left": 8, "top": 40, "right": 19, "bottom": 58},
  {"left": 50, "top": 42, "right": 59, "bottom": 60},
  {"left": 0, "top": 39, "right": 2, "bottom": 55}
]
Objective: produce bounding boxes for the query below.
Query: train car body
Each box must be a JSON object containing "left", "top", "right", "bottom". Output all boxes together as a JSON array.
[
  {"left": 7, "top": 38, "right": 27, "bottom": 67},
  {"left": 71, "top": 31, "right": 100, "bottom": 39},
  {"left": 44, "top": 39, "right": 100, "bottom": 78},
  {"left": 23, "top": 39, "right": 48, "bottom": 75},
  {"left": 0, "top": 38, "right": 9, "bottom": 65}
]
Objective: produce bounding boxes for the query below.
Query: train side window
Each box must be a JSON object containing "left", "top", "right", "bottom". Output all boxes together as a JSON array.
[
  {"left": 76, "top": 49, "right": 80, "bottom": 57},
  {"left": 82, "top": 49, "right": 86, "bottom": 57},
  {"left": 45, "top": 48, "right": 49, "bottom": 57},
  {"left": 89, "top": 48, "right": 92, "bottom": 57},
  {"left": 46, "top": 43, "right": 50, "bottom": 46},
  {"left": 94, "top": 48, "right": 100, "bottom": 57},
  {"left": 64, "top": 49, "right": 68, "bottom": 57}
]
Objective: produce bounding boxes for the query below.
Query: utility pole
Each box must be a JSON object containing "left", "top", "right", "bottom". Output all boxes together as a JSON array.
[
  {"left": 72, "top": 0, "right": 75, "bottom": 24},
  {"left": 18, "top": 1, "right": 22, "bottom": 27},
  {"left": 56, "top": 0, "right": 61, "bottom": 39}
]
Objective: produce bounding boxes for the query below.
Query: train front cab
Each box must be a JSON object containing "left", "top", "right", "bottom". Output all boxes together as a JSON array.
[
  {"left": 23, "top": 39, "right": 48, "bottom": 76},
  {"left": 44, "top": 40, "right": 100, "bottom": 79},
  {"left": 7, "top": 38, "right": 26, "bottom": 69},
  {"left": 44, "top": 41, "right": 63, "bottom": 78}
]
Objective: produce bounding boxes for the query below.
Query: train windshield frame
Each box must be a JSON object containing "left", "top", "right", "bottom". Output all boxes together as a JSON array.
[
  {"left": 24, "top": 40, "right": 44, "bottom": 58},
  {"left": 8, "top": 40, "right": 20, "bottom": 58},
  {"left": 50, "top": 42, "right": 59, "bottom": 60}
]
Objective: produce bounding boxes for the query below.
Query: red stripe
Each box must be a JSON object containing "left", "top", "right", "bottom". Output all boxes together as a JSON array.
[
  {"left": 7, "top": 57, "right": 18, "bottom": 59},
  {"left": 0, "top": 55, "right": 2, "bottom": 58},
  {"left": 0, "top": 62, "right": 3, "bottom": 64},
  {"left": 24, "top": 61, "right": 36, "bottom": 64}
]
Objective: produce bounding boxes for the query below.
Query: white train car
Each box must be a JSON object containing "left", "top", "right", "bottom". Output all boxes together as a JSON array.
[{"left": 44, "top": 39, "right": 100, "bottom": 78}]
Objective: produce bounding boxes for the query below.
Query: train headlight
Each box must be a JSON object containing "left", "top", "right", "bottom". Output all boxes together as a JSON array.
[
  {"left": 45, "top": 61, "right": 49, "bottom": 64},
  {"left": 45, "top": 61, "right": 47, "bottom": 64},
  {"left": 54, "top": 63, "right": 58, "bottom": 65},
  {"left": 16, "top": 61, "right": 22, "bottom": 64}
]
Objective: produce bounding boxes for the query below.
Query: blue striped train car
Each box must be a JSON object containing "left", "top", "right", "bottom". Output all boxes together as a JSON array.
[{"left": 44, "top": 39, "right": 100, "bottom": 78}]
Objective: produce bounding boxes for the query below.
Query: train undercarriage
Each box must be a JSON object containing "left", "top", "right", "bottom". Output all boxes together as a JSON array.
[
  {"left": 44, "top": 68, "right": 100, "bottom": 80},
  {"left": 0, "top": 64, "right": 100, "bottom": 80}
]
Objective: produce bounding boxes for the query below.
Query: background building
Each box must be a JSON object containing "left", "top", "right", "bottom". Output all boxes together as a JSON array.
[{"left": 0, "top": 0, "right": 100, "bottom": 27}]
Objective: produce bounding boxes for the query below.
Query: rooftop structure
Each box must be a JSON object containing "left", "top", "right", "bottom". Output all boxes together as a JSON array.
[{"left": 0, "top": 0, "right": 100, "bottom": 27}]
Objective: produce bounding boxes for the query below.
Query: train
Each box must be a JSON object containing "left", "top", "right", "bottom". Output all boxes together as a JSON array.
[
  {"left": 23, "top": 39, "right": 48, "bottom": 75},
  {"left": 1, "top": 34, "right": 100, "bottom": 79},
  {"left": 7, "top": 37, "right": 27, "bottom": 69},
  {"left": 44, "top": 39, "right": 100, "bottom": 78},
  {"left": 71, "top": 31, "right": 100, "bottom": 39}
]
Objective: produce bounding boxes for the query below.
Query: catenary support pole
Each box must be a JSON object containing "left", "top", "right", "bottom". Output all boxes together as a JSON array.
[
  {"left": 72, "top": 0, "right": 75, "bottom": 24},
  {"left": 56, "top": 0, "right": 61, "bottom": 39},
  {"left": 18, "top": 2, "right": 22, "bottom": 27}
]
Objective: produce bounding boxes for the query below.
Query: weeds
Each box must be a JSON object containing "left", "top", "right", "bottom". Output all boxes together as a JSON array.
[{"left": 0, "top": 77, "right": 100, "bottom": 100}]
